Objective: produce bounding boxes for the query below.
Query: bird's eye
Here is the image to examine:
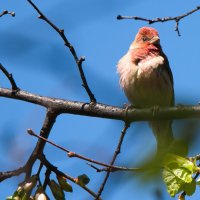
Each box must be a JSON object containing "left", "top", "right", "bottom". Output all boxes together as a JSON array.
[{"left": 142, "top": 37, "right": 148, "bottom": 42}]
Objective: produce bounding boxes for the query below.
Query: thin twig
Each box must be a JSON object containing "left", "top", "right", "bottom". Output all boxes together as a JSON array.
[
  {"left": 27, "top": 129, "right": 141, "bottom": 172},
  {"left": 36, "top": 162, "right": 43, "bottom": 186},
  {"left": 36, "top": 162, "right": 43, "bottom": 177},
  {"left": 87, "top": 163, "right": 102, "bottom": 172},
  {"left": 43, "top": 168, "right": 51, "bottom": 191},
  {"left": 87, "top": 163, "right": 145, "bottom": 172},
  {"left": 0, "top": 10, "right": 15, "bottom": 18},
  {"left": 27, "top": 0, "right": 96, "bottom": 103},
  {"left": 95, "top": 122, "right": 130, "bottom": 199},
  {"left": 39, "top": 154, "right": 99, "bottom": 199},
  {"left": 0, "top": 63, "right": 19, "bottom": 92},
  {"left": 117, "top": 6, "right": 200, "bottom": 36}
]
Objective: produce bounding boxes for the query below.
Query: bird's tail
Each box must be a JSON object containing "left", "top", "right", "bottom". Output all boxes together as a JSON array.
[{"left": 150, "top": 120, "right": 174, "bottom": 153}]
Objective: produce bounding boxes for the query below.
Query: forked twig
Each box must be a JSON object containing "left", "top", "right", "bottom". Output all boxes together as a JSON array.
[
  {"left": 39, "top": 154, "right": 99, "bottom": 199},
  {"left": 0, "top": 63, "right": 19, "bottom": 92},
  {"left": 117, "top": 6, "right": 200, "bottom": 36},
  {"left": 0, "top": 10, "right": 15, "bottom": 18},
  {"left": 27, "top": 0, "right": 96, "bottom": 103},
  {"left": 95, "top": 122, "right": 130, "bottom": 199},
  {"left": 27, "top": 129, "right": 141, "bottom": 172}
]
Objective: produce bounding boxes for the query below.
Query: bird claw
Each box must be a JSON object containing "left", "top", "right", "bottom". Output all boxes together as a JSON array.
[
  {"left": 123, "top": 103, "right": 135, "bottom": 112},
  {"left": 123, "top": 103, "right": 132, "bottom": 109},
  {"left": 123, "top": 103, "right": 135, "bottom": 122}
]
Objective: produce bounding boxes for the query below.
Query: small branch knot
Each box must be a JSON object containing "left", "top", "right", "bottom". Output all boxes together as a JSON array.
[
  {"left": 67, "top": 152, "right": 76, "bottom": 157},
  {"left": 10, "top": 12, "right": 15, "bottom": 17},
  {"left": 38, "top": 15, "right": 43, "bottom": 19},
  {"left": 116, "top": 15, "right": 122, "bottom": 20},
  {"left": 59, "top": 29, "right": 64, "bottom": 33},
  {"left": 78, "top": 56, "right": 86, "bottom": 65}
]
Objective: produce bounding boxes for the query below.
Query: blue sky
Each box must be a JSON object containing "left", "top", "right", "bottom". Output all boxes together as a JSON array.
[{"left": 1, "top": 0, "right": 200, "bottom": 199}]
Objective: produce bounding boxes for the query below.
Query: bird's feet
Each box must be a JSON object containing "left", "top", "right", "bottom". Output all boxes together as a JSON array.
[
  {"left": 123, "top": 103, "right": 135, "bottom": 112},
  {"left": 123, "top": 103, "right": 135, "bottom": 122}
]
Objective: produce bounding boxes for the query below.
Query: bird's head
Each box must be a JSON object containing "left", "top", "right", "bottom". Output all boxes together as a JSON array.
[{"left": 130, "top": 27, "right": 161, "bottom": 50}]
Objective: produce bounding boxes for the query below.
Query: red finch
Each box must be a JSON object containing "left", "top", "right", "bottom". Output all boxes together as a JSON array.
[{"left": 117, "top": 27, "right": 174, "bottom": 151}]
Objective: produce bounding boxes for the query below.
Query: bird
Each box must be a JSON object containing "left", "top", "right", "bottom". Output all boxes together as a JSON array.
[{"left": 117, "top": 27, "right": 174, "bottom": 152}]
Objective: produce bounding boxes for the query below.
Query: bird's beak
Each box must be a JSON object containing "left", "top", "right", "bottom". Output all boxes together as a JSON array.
[{"left": 150, "top": 36, "right": 160, "bottom": 45}]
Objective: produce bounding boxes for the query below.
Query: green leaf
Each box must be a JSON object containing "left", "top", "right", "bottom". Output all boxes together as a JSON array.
[
  {"left": 7, "top": 188, "right": 28, "bottom": 200},
  {"left": 183, "top": 178, "right": 196, "bottom": 196},
  {"left": 163, "top": 168, "right": 183, "bottom": 197},
  {"left": 6, "top": 198, "right": 20, "bottom": 200},
  {"left": 75, "top": 174, "right": 90, "bottom": 186},
  {"left": 173, "top": 167, "right": 192, "bottom": 183},
  {"left": 163, "top": 154, "right": 195, "bottom": 173},
  {"left": 49, "top": 180, "right": 65, "bottom": 200},
  {"left": 6, "top": 191, "right": 19, "bottom": 200},
  {"left": 57, "top": 176, "right": 73, "bottom": 192},
  {"left": 6, "top": 197, "right": 15, "bottom": 200},
  {"left": 162, "top": 153, "right": 197, "bottom": 197},
  {"left": 21, "top": 192, "right": 29, "bottom": 200}
]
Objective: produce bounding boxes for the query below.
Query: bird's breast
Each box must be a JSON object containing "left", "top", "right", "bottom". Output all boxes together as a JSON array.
[
  {"left": 137, "top": 55, "right": 164, "bottom": 78},
  {"left": 117, "top": 53, "right": 173, "bottom": 108}
]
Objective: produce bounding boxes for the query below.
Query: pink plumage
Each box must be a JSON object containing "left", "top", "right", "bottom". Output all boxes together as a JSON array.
[{"left": 117, "top": 27, "right": 174, "bottom": 151}]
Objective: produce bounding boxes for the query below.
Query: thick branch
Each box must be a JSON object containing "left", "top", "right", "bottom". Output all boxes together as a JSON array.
[
  {"left": 27, "top": 0, "right": 96, "bottom": 103},
  {"left": 0, "top": 167, "right": 25, "bottom": 182},
  {"left": 0, "top": 108, "right": 57, "bottom": 182},
  {"left": 117, "top": 6, "right": 200, "bottom": 36},
  {"left": 1, "top": 88, "right": 200, "bottom": 122},
  {"left": 25, "top": 109, "right": 57, "bottom": 177}
]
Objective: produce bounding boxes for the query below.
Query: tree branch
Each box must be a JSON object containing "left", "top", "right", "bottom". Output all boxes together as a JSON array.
[
  {"left": 27, "top": 129, "right": 142, "bottom": 172},
  {"left": 1, "top": 2, "right": 200, "bottom": 198},
  {"left": 24, "top": 108, "right": 58, "bottom": 178},
  {"left": 95, "top": 123, "right": 130, "bottom": 199},
  {"left": 0, "top": 167, "right": 25, "bottom": 182},
  {"left": 1, "top": 87, "right": 200, "bottom": 122},
  {"left": 0, "top": 63, "right": 19, "bottom": 92},
  {"left": 0, "top": 10, "right": 15, "bottom": 18},
  {"left": 39, "top": 154, "right": 99, "bottom": 199},
  {"left": 27, "top": 0, "right": 96, "bottom": 103},
  {"left": 43, "top": 168, "right": 51, "bottom": 191},
  {"left": 117, "top": 6, "right": 200, "bottom": 36}
]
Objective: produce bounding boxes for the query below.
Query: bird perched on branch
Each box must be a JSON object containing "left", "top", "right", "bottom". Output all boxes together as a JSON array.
[{"left": 117, "top": 27, "right": 174, "bottom": 151}]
